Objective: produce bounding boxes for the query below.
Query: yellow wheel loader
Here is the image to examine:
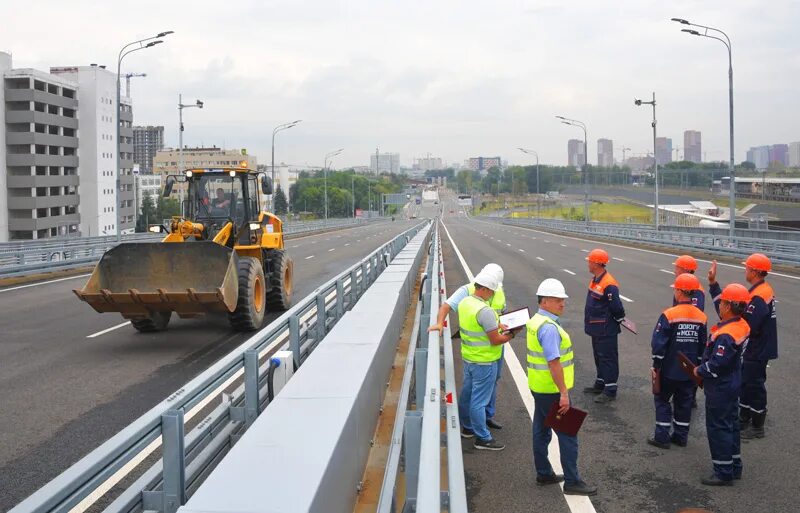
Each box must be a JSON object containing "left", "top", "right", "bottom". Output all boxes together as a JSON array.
[{"left": 73, "top": 166, "right": 293, "bottom": 332}]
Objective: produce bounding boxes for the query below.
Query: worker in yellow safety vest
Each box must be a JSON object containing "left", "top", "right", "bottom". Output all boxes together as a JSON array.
[{"left": 528, "top": 278, "right": 597, "bottom": 496}]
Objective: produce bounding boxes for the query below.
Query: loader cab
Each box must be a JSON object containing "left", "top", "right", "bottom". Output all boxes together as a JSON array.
[{"left": 185, "top": 168, "right": 259, "bottom": 244}]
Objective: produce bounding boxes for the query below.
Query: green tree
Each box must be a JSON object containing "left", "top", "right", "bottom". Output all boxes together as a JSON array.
[
  {"left": 156, "top": 196, "right": 181, "bottom": 222},
  {"left": 273, "top": 185, "right": 288, "bottom": 215},
  {"left": 135, "top": 192, "right": 157, "bottom": 232}
]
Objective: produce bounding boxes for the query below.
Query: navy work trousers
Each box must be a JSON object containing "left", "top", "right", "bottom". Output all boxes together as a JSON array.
[
  {"left": 653, "top": 378, "right": 694, "bottom": 444},
  {"left": 591, "top": 335, "right": 619, "bottom": 396},
  {"left": 704, "top": 392, "right": 742, "bottom": 481},
  {"left": 739, "top": 359, "right": 768, "bottom": 420}
]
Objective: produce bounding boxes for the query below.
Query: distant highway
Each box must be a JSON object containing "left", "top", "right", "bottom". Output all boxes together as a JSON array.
[
  {"left": 0, "top": 215, "right": 437, "bottom": 510},
  {"left": 439, "top": 191, "right": 798, "bottom": 513}
]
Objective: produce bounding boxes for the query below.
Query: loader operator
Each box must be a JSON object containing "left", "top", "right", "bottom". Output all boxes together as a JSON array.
[{"left": 213, "top": 188, "right": 231, "bottom": 209}]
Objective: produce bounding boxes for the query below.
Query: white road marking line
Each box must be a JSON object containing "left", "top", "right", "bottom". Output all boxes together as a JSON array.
[
  {"left": 619, "top": 294, "right": 634, "bottom": 303},
  {"left": 659, "top": 269, "right": 674, "bottom": 275},
  {"left": 544, "top": 239, "right": 550, "bottom": 243},
  {"left": 581, "top": 249, "right": 590, "bottom": 253},
  {"left": 519, "top": 249, "right": 525, "bottom": 253},
  {"left": 0, "top": 273, "right": 91, "bottom": 293},
  {"left": 506, "top": 243, "right": 511, "bottom": 247},
  {"left": 328, "top": 248, "right": 335, "bottom": 252},
  {"left": 87, "top": 321, "right": 131, "bottom": 338},
  {"left": 560, "top": 243, "right": 567, "bottom": 247},
  {"left": 305, "top": 255, "right": 315, "bottom": 260},
  {"left": 345, "top": 243, "right": 351, "bottom": 246},
  {"left": 357, "top": 240, "right": 361, "bottom": 242},
  {"left": 562, "top": 269, "right": 576, "bottom": 275},
  {"left": 536, "top": 256, "right": 544, "bottom": 261},
  {"left": 288, "top": 245, "right": 298, "bottom": 249},
  {"left": 440, "top": 219, "right": 597, "bottom": 513},
  {"left": 613, "top": 257, "right": 625, "bottom": 262}
]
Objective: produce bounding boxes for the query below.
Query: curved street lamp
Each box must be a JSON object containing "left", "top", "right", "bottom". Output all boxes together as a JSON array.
[
  {"left": 324, "top": 148, "right": 344, "bottom": 220},
  {"left": 115, "top": 31, "right": 172, "bottom": 241},
  {"left": 271, "top": 120, "right": 302, "bottom": 209},
  {"left": 556, "top": 116, "right": 590, "bottom": 226},
  {"left": 672, "top": 17, "right": 736, "bottom": 236}
]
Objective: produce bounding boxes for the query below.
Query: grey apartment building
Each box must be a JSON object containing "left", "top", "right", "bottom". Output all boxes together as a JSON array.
[
  {"left": 1, "top": 52, "right": 80, "bottom": 240},
  {"left": 133, "top": 125, "right": 164, "bottom": 174}
]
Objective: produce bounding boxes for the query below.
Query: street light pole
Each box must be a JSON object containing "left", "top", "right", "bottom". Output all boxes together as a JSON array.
[
  {"left": 177, "top": 94, "right": 203, "bottom": 210},
  {"left": 673, "top": 17, "right": 736, "bottom": 237},
  {"left": 556, "top": 116, "right": 589, "bottom": 226},
  {"left": 517, "top": 147, "right": 540, "bottom": 194},
  {"left": 115, "top": 31, "right": 172, "bottom": 241},
  {"left": 635, "top": 93, "right": 659, "bottom": 230},
  {"left": 271, "top": 119, "right": 302, "bottom": 210},
  {"left": 323, "top": 148, "right": 344, "bottom": 221}
]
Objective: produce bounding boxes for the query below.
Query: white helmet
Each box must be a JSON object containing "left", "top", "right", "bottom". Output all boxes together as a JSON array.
[
  {"left": 536, "top": 278, "right": 569, "bottom": 299},
  {"left": 474, "top": 269, "right": 500, "bottom": 291},
  {"left": 481, "top": 263, "right": 504, "bottom": 286}
]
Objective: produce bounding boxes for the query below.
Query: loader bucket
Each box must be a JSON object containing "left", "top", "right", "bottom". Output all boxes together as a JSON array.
[{"left": 73, "top": 242, "right": 240, "bottom": 319}]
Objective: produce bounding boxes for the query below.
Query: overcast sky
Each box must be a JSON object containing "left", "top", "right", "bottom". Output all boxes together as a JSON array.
[{"left": 2, "top": 0, "right": 798, "bottom": 168}]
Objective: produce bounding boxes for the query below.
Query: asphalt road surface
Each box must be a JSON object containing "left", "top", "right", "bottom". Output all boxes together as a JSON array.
[
  {"left": 0, "top": 218, "right": 428, "bottom": 510},
  {"left": 439, "top": 193, "right": 798, "bottom": 513}
]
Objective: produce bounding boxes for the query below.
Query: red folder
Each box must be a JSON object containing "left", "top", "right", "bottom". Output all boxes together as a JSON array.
[
  {"left": 544, "top": 402, "right": 588, "bottom": 436},
  {"left": 677, "top": 351, "right": 704, "bottom": 388},
  {"left": 621, "top": 318, "right": 638, "bottom": 334}
]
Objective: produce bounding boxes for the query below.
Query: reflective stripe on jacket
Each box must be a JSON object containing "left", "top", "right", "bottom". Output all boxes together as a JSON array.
[
  {"left": 526, "top": 313, "right": 575, "bottom": 393},
  {"left": 458, "top": 295, "right": 502, "bottom": 363}
]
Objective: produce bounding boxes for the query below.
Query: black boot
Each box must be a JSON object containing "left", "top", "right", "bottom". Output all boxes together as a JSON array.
[
  {"left": 741, "top": 411, "right": 766, "bottom": 439},
  {"left": 739, "top": 408, "right": 752, "bottom": 429}
]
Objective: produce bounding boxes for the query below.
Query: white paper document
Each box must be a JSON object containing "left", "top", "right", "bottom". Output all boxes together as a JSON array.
[{"left": 498, "top": 307, "right": 531, "bottom": 330}]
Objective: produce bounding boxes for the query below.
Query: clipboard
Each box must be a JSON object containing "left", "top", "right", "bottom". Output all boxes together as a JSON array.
[
  {"left": 498, "top": 306, "right": 531, "bottom": 331},
  {"left": 544, "top": 402, "right": 588, "bottom": 436},
  {"left": 621, "top": 318, "right": 638, "bottom": 334},
  {"left": 677, "top": 351, "right": 704, "bottom": 388}
]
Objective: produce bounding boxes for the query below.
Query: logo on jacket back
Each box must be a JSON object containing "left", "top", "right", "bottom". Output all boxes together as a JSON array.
[{"left": 716, "top": 345, "right": 725, "bottom": 357}]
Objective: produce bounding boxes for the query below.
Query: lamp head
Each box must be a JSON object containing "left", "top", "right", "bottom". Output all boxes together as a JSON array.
[
  {"left": 682, "top": 29, "right": 701, "bottom": 35},
  {"left": 145, "top": 40, "right": 163, "bottom": 48},
  {"left": 196, "top": 100, "right": 204, "bottom": 108},
  {"left": 634, "top": 98, "right": 642, "bottom": 106},
  {"left": 157, "top": 30, "right": 175, "bottom": 37},
  {"left": 670, "top": 18, "right": 690, "bottom": 24}
]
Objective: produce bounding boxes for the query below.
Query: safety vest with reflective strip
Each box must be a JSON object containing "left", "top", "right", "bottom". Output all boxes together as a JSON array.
[
  {"left": 467, "top": 283, "right": 506, "bottom": 313},
  {"left": 526, "top": 313, "right": 575, "bottom": 393},
  {"left": 458, "top": 295, "right": 502, "bottom": 363}
]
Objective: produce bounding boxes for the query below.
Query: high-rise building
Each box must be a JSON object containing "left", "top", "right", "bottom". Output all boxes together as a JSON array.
[
  {"left": 684, "top": 130, "right": 702, "bottom": 163},
  {"left": 414, "top": 156, "right": 443, "bottom": 171},
  {"left": 1, "top": 52, "right": 81, "bottom": 241},
  {"left": 370, "top": 152, "right": 400, "bottom": 174},
  {"left": 153, "top": 147, "right": 257, "bottom": 175},
  {"left": 655, "top": 137, "right": 673, "bottom": 166},
  {"left": 465, "top": 157, "right": 501, "bottom": 172},
  {"left": 597, "top": 138, "right": 613, "bottom": 167},
  {"left": 567, "top": 139, "right": 585, "bottom": 167},
  {"left": 133, "top": 125, "right": 164, "bottom": 174},
  {"left": 788, "top": 142, "right": 800, "bottom": 168},
  {"left": 769, "top": 144, "right": 788, "bottom": 167},
  {"left": 745, "top": 146, "right": 770, "bottom": 170},
  {"left": 52, "top": 64, "right": 136, "bottom": 236}
]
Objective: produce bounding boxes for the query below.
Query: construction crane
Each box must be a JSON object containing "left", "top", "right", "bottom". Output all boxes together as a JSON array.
[{"left": 123, "top": 72, "right": 147, "bottom": 97}]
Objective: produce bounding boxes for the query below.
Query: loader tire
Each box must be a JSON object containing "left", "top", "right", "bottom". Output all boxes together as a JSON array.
[
  {"left": 131, "top": 311, "right": 172, "bottom": 333},
  {"left": 229, "top": 257, "right": 266, "bottom": 331},
  {"left": 265, "top": 249, "right": 293, "bottom": 311}
]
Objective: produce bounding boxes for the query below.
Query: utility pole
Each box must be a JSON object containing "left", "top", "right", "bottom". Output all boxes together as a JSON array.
[{"left": 635, "top": 93, "right": 659, "bottom": 231}]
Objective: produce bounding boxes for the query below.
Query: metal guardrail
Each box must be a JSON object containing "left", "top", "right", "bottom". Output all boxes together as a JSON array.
[
  {"left": 486, "top": 217, "right": 800, "bottom": 266},
  {"left": 377, "top": 222, "right": 467, "bottom": 513},
  {"left": 9, "top": 221, "right": 426, "bottom": 513},
  {"left": 0, "top": 218, "right": 386, "bottom": 278}
]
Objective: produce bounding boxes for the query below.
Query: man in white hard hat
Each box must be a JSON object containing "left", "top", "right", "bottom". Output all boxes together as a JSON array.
[
  {"left": 527, "top": 278, "right": 597, "bottom": 495},
  {"left": 429, "top": 263, "right": 507, "bottom": 429},
  {"left": 456, "top": 268, "right": 515, "bottom": 450}
]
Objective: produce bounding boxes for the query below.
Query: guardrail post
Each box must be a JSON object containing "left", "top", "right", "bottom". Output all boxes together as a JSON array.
[
  {"left": 244, "top": 350, "right": 260, "bottom": 427},
  {"left": 403, "top": 411, "right": 423, "bottom": 503},
  {"left": 289, "top": 314, "right": 301, "bottom": 369},
  {"left": 350, "top": 268, "right": 359, "bottom": 305},
  {"left": 335, "top": 278, "right": 345, "bottom": 320},
  {"left": 161, "top": 409, "right": 186, "bottom": 513},
  {"left": 316, "top": 292, "right": 327, "bottom": 341},
  {"left": 362, "top": 260, "right": 369, "bottom": 287}
]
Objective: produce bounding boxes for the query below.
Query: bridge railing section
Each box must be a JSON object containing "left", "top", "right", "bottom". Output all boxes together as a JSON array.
[
  {"left": 485, "top": 217, "right": 800, "bottom": 266},
  {"left": 0, "top": 217, "right": 386, "bottom": 278},
  {"left": 377, "top": 222, "right": 467, "bottom": 513},
  {"left": 9, "top": 221, "right": 426, "bottom": 513}
]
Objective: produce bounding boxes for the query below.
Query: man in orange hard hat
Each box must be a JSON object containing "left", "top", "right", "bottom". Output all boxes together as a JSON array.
[
  {"left": 708, "top": 253, "right": 778, "bottom": 439},
  {"left": 583, "top": 248, "right": 626, "bottom": 403},
  {"left": 648, "top": 273, "right": 707, "bottom": 449},
  {"left": 672, "top": 255, "right": 705, "bottom": 312},
  {"left": 694, "top": 283, "right": 750, "bottom": 485}
]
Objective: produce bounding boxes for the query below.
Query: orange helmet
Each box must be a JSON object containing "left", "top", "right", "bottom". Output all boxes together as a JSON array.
[
  {"left": 672, "top": 273, "right": 701, "bottom": 291},
  {"left": 586, "top": 248, "right": 610, "bottom": 265},
  {"left": 673, "top": 255, "right": 698, "bottom": 272},
  {"left": 743, "top": 253, "right": 771, "bottom": 272},
  {"left": 719, "top": 283, "right": 750, "bottom": 303}
]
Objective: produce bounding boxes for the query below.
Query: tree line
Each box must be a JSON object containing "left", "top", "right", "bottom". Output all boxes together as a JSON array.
[{"left": 288, "top": 170, "right": 404, "bottom": 217}]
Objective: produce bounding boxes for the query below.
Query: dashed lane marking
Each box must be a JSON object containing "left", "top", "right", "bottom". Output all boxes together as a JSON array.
[
  {"left": 345, "top": 243, "right": 351, "bottom": 246},
  {"left": 613, "top": 257, "right": 625, "bottom": 262},
  {"left": 440, "top": 219, "right": 598, "bottom": 513},
  {"left": 506, "top": 243, "right": 511, "bottom": 247},
  {"left": 659, "top": 269, "right": 674, "bottom": 275},
  {"left": 328, "top": 248, "right": 335, "bottom": 252},
  {"left": 305, "top": 255, "right": 315, "bottom": 260},
  {"left": 536, "top": 257, "right": 544, "bottom": 261},
  {"left": 581, "top": 249, "right": 590, "bottom": 253},
  {"left": 619, "top": 294, "right": 634, "bottom": 303},
  {"left": 0, "top": 273, "right": 91, "bottom": 293},
  {"left": 87, "top": 321, "right": 131, "bottom": 338},
  {"left": 519, "top": 249, "right": 525, "bottom": 253},
  {"left": 562, "top": 269, "right": 576, "bottom": 275}
]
